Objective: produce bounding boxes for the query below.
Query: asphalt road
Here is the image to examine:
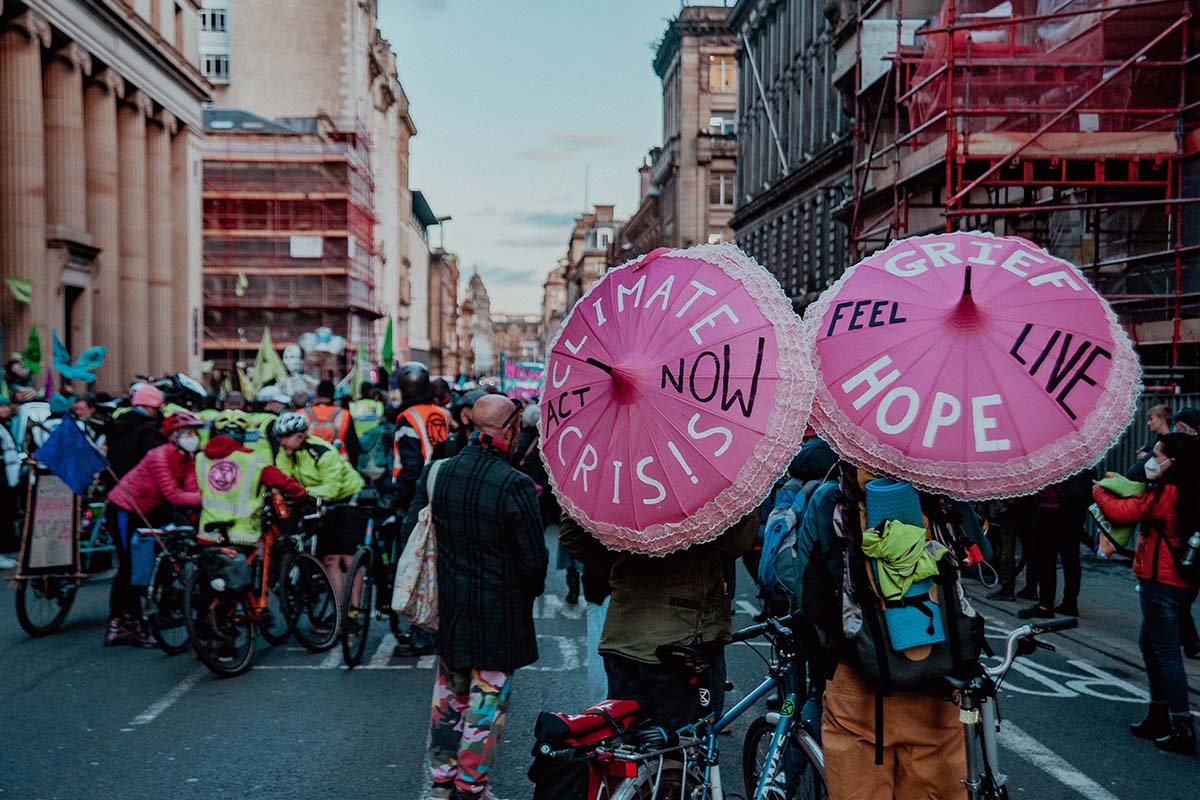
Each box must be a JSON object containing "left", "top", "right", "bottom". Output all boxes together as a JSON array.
[{"left": 3, "top": 532, "right": 1197, "bottom": 799}]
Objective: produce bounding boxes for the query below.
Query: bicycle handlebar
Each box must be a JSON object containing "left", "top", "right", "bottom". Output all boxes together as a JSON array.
[
  {"left": 986, "top": 617, "right": 1078, "bottom": 679},
  {"left": 730, "top": 609, "right": 806, "bottom": 644}
]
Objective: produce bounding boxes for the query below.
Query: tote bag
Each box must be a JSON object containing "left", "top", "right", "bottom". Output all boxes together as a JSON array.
[{"left": 390, "top": 460, "right": 444, "bottom": 632}]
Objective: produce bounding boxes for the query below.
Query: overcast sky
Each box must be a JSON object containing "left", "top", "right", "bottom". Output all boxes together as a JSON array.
[{"left": 379, "top": 0, "right": 702, "bottom": 315}]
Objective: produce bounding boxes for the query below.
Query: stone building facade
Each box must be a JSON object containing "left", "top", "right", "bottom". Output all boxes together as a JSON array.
[
  {"left": 540, "top": 260, "right": 567, "bottom": 355},
  {"left": 0, "top": 0, "right": 209, "bottom": 389},
  {"left": 464, "top": 273, "right": 493, "bottom": 376},
  {"left": 428, "top": 248, "right": 458, "bottom": 377},
  {"left": 491, "top": 312, "right": 543, "bottom": 365},
  {"left": 563, "top": 205, "right": 619, "bottom": 308},
  {"left": 197, "top": 0, "right": 421, "bottom": 363},
  {"left": 728, "top": 0, "right": 852, "bottom": 310}
]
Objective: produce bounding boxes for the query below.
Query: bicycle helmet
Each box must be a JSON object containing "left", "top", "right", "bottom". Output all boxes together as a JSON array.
[
  {"left": 212, "top": 409, "right": 251, "bottom": 442},
  {"left": 272, "top": 411, "right": 310, "bottom": 437},
  {"left": 162, "top": 410, "right": 204, "bottom": 435},
  {"left": 398, "top": 361, "right": 431, "bottom": 402}
]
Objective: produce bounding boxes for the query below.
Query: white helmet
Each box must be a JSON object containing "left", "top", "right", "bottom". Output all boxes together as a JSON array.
[{"left": 272, "top": 411, "right": 309, "bottom": 437}]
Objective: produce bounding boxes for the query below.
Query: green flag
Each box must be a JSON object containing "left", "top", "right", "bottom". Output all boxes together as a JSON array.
[
  {"left": 6, "top": 277, "right": 32, "bottom": 305},
  {"left": 380, "top": 318, "right": 394, "bottom": 368},
  {"left": 252, "top": 327, "right": 289, "bottom": 390},
  {"left": 22, "top": 328, "right": 41, "bottom": 375}
]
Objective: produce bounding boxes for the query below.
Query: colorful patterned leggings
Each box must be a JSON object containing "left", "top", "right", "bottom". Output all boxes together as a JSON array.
[{"left": 427, "top": 659, "right": 513, "bottom": 795}]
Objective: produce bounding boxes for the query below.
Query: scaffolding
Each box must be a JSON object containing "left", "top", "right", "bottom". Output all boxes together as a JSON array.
[
  {"left": 847, "top": 0, "right": 1199, "bottom": 389},
  {"left": 201, "top": 117, "right": 381, "bottom": 370}
]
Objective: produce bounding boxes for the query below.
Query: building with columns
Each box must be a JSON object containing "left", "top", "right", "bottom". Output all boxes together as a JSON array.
[
  {"left": 464, "top": 273, "right": 493, "bottom": 377},
  {"left": 540, "top": 260, "right": 567, "bottom": 355},
  {"left": 197, "top": 0, "right": 423, "bottom": 366},
  {"left": 491, "top": 312, "right": 543, "bottom": 365},
  {"left": 562, "top": 205, "right": 620, "bottom": 308},
  {"left": 0, "top": 0, "right": 208, "bottom": 389}
]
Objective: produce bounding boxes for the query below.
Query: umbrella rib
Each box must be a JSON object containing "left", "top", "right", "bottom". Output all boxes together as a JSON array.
[
  {"left": 969, "top": 332, "right": 1035, "bottom": 460},
  {"left": 974, "top": 323, "right": 1089, "bottom": 430},
  {"left": 820, "top": 326, "right": 950, "bottom": 389}
]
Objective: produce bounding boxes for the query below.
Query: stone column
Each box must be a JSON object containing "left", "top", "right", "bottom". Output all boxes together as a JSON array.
[
  {"left": 43, "top": 42, "right": 93, "bottom": 356},
  {"left": 0, "top": 10, "right": 51, "bottom": 358},
  {"left": 117, "top": 89, "right": 153, "bottom": 378},
  {"left": 171, "top": 127, "right": 201, "bottom": 374},
  {"left": 145, "top": 111, "right": 174, "bottom": 374},
  {"left": 85, "top": 69, "right": 125, "bottom": 389}
]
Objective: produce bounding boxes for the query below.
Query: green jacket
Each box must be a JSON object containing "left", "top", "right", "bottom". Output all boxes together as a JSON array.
[
  {"left": 273, "top": 435, "right": 364, "bottom": 501},
  {"left": 560, "top": 513, "right": 757, "bottom": 664}
]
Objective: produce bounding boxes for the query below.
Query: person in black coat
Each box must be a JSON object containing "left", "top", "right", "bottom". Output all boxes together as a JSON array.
[
  {"left": 400, "top": 394, "right": 547, "bottom": 799},
  {"left": 104, "top": 386, "right": 167, "bottom": 478}
]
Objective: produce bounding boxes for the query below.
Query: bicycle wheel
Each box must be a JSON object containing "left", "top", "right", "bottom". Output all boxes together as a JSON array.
[
  {"left": 609, "top": 756, "right": 707, "bottom": 799},
  {"left": 340, "top": 548, "right": 374, "bottom": 668},
  {"left": 281, "top": 552, "right": 339, "bottom": 652},
  {"left": 146, "top": 557, "right": 191, "bottom": 655},
  {"left": 15, "top": 575, "right": 77, "bottom": 636},
  {"left": 184, "top": 569, "right": 256, "bottom": 678},
  {"left": 742, "top": 715, "right": 827, "bottom": 800},
  {"left": 260, "top": 551, "right": 290, "bottom": 646}
]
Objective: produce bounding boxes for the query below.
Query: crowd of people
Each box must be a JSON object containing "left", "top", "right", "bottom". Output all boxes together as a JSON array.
[{"left": 3, "top": 353, "right": 1198, "bottom": 798}]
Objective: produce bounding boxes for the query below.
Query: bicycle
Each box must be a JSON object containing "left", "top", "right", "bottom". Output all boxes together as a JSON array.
[
  {"left": 183, "top": 495, "right": 337, "bottom": 677},
  {"left": 548, "top": 610, "right": 821, "bottom": 800},
  {"left": 338, "top": 487, "right": 407, "bottom": 666},
  {"left": 142, "top": 525, "right": 199, "bottom": 655},
  {"left": 15, "top": 489, "right": 114, "bottom": 637}
]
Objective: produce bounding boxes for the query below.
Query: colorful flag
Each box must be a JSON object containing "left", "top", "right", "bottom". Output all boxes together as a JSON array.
[
  {"left": 6, "top": 277, "right": 32, "bottom": 305},
  {"left": 380, "top": 318, "right": 394, "bottom": 369},
  {"left": 35, "top": 415, "right": 109, "bottom": 495},
  {"left": 252, "top": 327, "right": 288, "bottom": 390},
  {"left": 22, "top": 328, "right": 41, "bottom": 376}
]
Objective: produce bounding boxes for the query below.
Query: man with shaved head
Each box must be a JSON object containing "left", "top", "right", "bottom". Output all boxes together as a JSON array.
[{"left": 400, "top": 392, "right": 547, "bottom": 800}]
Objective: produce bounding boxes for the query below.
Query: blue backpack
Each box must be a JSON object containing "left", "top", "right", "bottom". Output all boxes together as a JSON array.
[{"left": 757, "top": 478, "right": 812, "bottom": 607}]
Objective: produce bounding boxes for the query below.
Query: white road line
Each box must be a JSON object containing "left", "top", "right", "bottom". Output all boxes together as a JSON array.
[
  {"left": 736, "top": 600, "right": 760, "bottom": 617},
  {"left": 320, "top": 649, "right": 343, "bottom": 668},
  {"left": 125, "top": 669, "right": 204, "bottom": 728},
  {"left": 998, "top": 721, "right": 1122, "bottom": 800},
  {"left": 367, "top": 633, "right": 398, "bottom": 668}
]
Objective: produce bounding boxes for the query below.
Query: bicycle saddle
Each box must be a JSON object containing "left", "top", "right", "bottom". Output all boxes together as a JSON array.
[{"left": 655, "top": 644, "right": 712, "bottom": 675}]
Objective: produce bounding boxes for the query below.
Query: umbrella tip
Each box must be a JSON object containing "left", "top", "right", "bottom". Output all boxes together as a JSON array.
[
  {"left": 633, "top": 247, "right": 672, "bottom": 273},
  {"left": 963, "top": 264, "right": 972, "bottom": 296}
]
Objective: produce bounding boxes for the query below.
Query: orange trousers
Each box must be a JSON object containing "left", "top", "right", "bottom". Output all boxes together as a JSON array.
[{"left": 822, "top": 664, "right": 967, "bottom": 799}]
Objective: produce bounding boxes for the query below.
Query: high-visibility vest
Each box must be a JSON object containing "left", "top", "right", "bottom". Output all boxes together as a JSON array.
[
  {"left": 392, "top": 404, "right": 450, "bottom": 479},
  {"left": 196, "top": 449, "right": 269, "bottom": 545},
  {"left": 198, "top": 408, "right": 219, "bottom": 447},
  {"left": 349, "top": 399, "right": 384, "bottom": 437},
  {"left": 303, "top": 404, "right": 350, "bottom": 460}
]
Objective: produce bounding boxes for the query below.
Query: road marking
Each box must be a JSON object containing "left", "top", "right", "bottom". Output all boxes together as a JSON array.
[
  {"left": 368, "top": 633, "right": 398, "bottom": 667},
  {"left": 320, "top": 649, "right": 342, "bottom": 668},
  {"left": 736, "top": 600, "right": 760, "bottom": 617},
  {"left": 125, "top": 669, "right": 204, "bottom": 728},
  {"left": 532, "top": 594, "right": 586, "bottom": 620},
  {"left": 533, "top": 634, "right": 581, "bottom": 672},
  {"left": 998, "top": 721, "right": 1122, "bottom": 800}
]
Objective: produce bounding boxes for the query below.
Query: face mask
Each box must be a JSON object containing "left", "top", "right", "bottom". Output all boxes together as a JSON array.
[
  {"left": 1145, "top": 458, "right": 1164, "bottom": 481},
  {"left": 177, "top": 435, "right": 200, "bottom": 453}
]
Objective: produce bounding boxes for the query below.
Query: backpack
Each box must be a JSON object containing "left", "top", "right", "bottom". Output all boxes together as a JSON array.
[
  {"left": 305, "top": 406, "right": 347, "bottom": 451},
  {"left": 357, "top": 421, "right": 393, "bottom": 482},
  {"left": 757, "top": 478, "right": 819, "bottom": 608},
  {"left": 528, "top": 699, "right": 639, "bottom": 800},
  {"left": 833, "top": 475, "right": 983, "bottom": 694}
]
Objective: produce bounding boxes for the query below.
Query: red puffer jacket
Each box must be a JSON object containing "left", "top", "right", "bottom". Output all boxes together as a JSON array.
[
  {"left": 110, "top": 443, "right": 201, "bottom": 517},
  {"left": 1092, "top": 482, "right": 1190, "bottom": 589}
]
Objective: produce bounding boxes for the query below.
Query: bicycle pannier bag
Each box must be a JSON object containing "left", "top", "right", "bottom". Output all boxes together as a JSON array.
[
  {"left": 528, "top": 699, "right": 639, "bottom": 800},
  {"left": 129, "top": 530, "right": 159, "bottom": 588}
]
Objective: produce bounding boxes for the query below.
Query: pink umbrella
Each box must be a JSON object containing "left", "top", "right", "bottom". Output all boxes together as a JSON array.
[
  {"left": 541, "top": 244, "right": 813, "bottom": 555},
  {"left": 803, "top": 232, "right": 1141, "bottom": 500}
]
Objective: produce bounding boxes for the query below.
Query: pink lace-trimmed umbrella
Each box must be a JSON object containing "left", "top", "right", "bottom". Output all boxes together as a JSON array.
[
  {"left": 802, "top": 232, "right": 1141, "bottom": 500},
  {"left": 540, "top": 244, "right": 814, "bottom": 555}
]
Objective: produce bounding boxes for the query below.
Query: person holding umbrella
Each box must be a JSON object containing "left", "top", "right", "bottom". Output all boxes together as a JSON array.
[{"left": 1093, "top": 433, "right": 1198, "bottom": 755}]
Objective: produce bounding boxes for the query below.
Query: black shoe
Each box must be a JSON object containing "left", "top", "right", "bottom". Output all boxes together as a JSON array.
[
  {"left": 1017, "top": 604, "right": 1055, "bottom": 619},
  {"left": 1154, "top": 716, "right": 1195, "bottom": 755},
  {"left": 988, "top": 588, "right": 1016, "bottom": 601},
  {"left": 1055, "top": 602, "right": 1079, "bottom": 617},
  {"left": 1130, "top": 704, "right": 1171, "bottom": 740},
  {"left": 392, "top": 641, "right": 436, "bottom": 658},
  {"left": 1016, "top": 585, "right": 1038, "bottom": 601}
]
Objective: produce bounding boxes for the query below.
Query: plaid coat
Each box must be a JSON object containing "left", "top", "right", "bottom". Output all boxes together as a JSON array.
[{"left": 401, "top": 441, "right": 548, "bottom": 672}]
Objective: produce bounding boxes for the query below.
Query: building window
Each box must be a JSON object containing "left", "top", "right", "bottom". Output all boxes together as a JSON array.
[
  {"left": 707, "top": 231, "right": 724, "bottom": 245},
  {"left": 201, "top": 53, "right": 229, "bottom": 82},
  {"left": 201, "top": 8, "right": 227, "bottom": 32},
  {"left": 708, "top": 54, "right": 736, "bottom": 93},
  {"left": 174, "top": 4, "right": 184, "bottom": 51},
  {"left": 708, "top": 115, "right": 736, "bottom": 136},
  {"left": 709, "top": 173, "right": 734, "bottom": 207}
]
